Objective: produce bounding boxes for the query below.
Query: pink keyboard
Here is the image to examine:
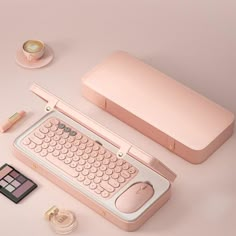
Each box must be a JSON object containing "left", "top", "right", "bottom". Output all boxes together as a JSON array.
[{"left": 21, "top": 117, "right": 138, "bottom": 199}]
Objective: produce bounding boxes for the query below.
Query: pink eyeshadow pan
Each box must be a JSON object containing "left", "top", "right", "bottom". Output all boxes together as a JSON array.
[
  {"left": 11, "top": 180, "right": 21, "bottom": 188},
  {"left": 17, "top": 175, "right": 26, "bottom": 183},
  {"left": 10, "top": 171, "right": 19, "bottom": 178},
  {"left": 0, "top": 166, "right": 12, "bottom": 179},
  {"left": 12, "top": 180, "right": 34, "bottom": 198}
]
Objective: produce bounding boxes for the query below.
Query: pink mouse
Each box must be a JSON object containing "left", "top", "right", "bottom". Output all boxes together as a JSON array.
[{"left": 115, "top": 182, "right": 154, "bottom": 214}]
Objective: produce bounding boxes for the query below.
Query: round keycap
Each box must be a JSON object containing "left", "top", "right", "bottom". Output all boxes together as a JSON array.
[
  {"left": 29, "top": 142, "right": 36, "bottom": 149},
  {"left": 108, "top": 163, "right": 116, "bottom": 169},
  {"left": 62, "top": 133, "right": 69, "bottom": 139},
  {"left": 59, "top": 154, "right": 66, "bottom": 160},
  {"left": 85, "top": 147, "right": 92, "bottom": 154},
  {"left": 84, "top": 163, "right": 91, "bottom": 169},
  {"left": 67, "top": 152, "right": 74, "bottom": 158},
  {"left": 96, "top": 170, "right": 103, "bottom": 177},
  {"left": 76, "top": 166, "right": 84, "bottom": 172},
  {"left": 112, "top": 173, "right": 119, "bottom": 179},
  {"left": 42, "top": 143, "right": 49, "bottom": 149},
  {"left": 70, "top": 146, "right": 78, "bottom": 152},
  {"left": 94, "top": 161, "right": 101, "bottom": 168},
  {"left": 53, "top": 150, "right": 60, "bottom": 157},
  {"left": 61, "top": 148, "right": 68, "bottom": 154},
  {"left": 35, "top": 132, "right": 45, "bottom": 139},
  {"left": 78, "top": 159, "right": 85, "bottom": 165},
  {"left": 99, "top": 148, "right": 106, "bottom": 155},
  {"left": 50, "top": 140, "right": 57, "bottom": 146},
  {"left": 44, "top": 137, "right": 51, "bottom": 143},
  {"left": 81, "top": 137, "right": 88, "bottom": 143},
  {"left": 90, "top": 167, "right": 97, "bottom": 173},
  {"left": 76, "top": 150, "right": 84, "bottom": 156},
  {"left": 76, "top": 133, "right": 82, "bottom": 140},
  {"left": 82, "top": 169, "right": 89, "bottom": 175},
  {"left": 92, "top": 145, "right": 100, "bottom": 151},
  {"left": 122, "top": 163, "right": 130, "bottom": 170},
  {"left": 111, "top": 156, "right": 117, "bottom": 162},
  {"left": 70, "top": 131, "right": 77, "bottom": 136},
  {"left": 59, "top": 139, "right": 66, "bottom": 145},
  {"left": 94, "top": 177, "right": 101, "bottom": 184},
  {"left": 83, "top": 179, "right": 91, "bottom": 186},
  {"left": 82, "top": 154, "right": 89, "bottom": 160},
  {"left": 116, "top": 160, "right": 124, "bottom": 166},
  {"left": 48, "top": 132, "right": 55, "bottom": 137},
  {"left": 88, "top": 173, "right": 95, "bottom": 180},
  {"left": 51, "top": 125, "right": 58, "bottom": 132},
  {"left": 56, "top": 129, "right": 64, "bottom": 135},
  {"left": 106, "top": 169, "right": 113, "bottom": 175},
  {"left": 128, "top": 167, "right": 136, "bottom": 174},
  {"left": 73, "top": 156, "right": 80, "bottom": 161},
  {"left": 58, "top": 123, "right": 65, "bottom": 129},
  {"left": 51, "top": 118, "right": 59, "bottom": 125},
  {"left": 97, "top": 155, "right": 104, "bottom": 161},
  {"left": 34, "top": 146, "right": 42, "bottom": 153},
  {"left": 79, "top": 144, "right": 86, "bottom": 150},
  {"left": 118, "top": 176, "right": 125, "bottom": 183},
  {"left": 100, "top": 165, "right": 107, "bottom": 171},
  {"left": 109, "top": 179, "right": 120, "bottom": 188},
  {"left": 65, "top": 143, "right": 72, "bottom": 149},
  {"left": 102, "top": 175, "right": 109, "bottom": 181},
  {"left": 77, "top": 175, "right": 85, "bottom": 182},
  {"left": 114, "top": 166, "right": 122, "bottom": 173},
  {"left": 88, "top": 158, "right": 95, "bottom": 164},
  {"left": 86, "top": 140, "right": 94, "bottom": 147},
  {"left": 104, "top": 152, "right": 112, "bottom": 159},
  {"left": 121, "top": 170, "right": 130, "bottom": 179},
  {"left": 56, "top": 144, "right": 62, "bottom": 150},
  {"left": 64, "top": 158, "right": 72, "bottom": 164},
  {"left": 89, "top": 183, "right": 97, "bottom": 190},
  {"left": 53, "top": 135, "right": 60, "bottom": 141},
  {"left": 70, "top": 162, "right": 77, "bottom": 168},
  {"left": 44, "top": 121, "right": 52, "bottom": 128},
  {"left": 40, "top": 127, "right": 49, "bottom": 134},
  {"left": 91, "top": 151, "right": 98, "bottom": 157},
  {"left": 64, "top": 127, "right": 71, "bottom": 133},
  {"left": 101, "top": 191, "right": 109, "bottom": 198},
  {"left": 23, "top": 138, "right": 31, "bottom": 145},
  {"left": 68, "top": 136, "right": 75, "bottom": 143},
  {"left": 73, "top": 140, "right": 80, "bottom": 146},
  {"left": 48, "top": 147, "right": 55, "bottom": 153},
  {"left": 40, "top": 150, "right": 48, "bottom": 157},
  {"left": 103, "top": 159, "right": 110, "bottom": 165}
]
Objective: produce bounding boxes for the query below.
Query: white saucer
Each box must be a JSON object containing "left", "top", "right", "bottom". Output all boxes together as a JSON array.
[{"left": 15, "top": 45, "right": 54, "bottom": 69}]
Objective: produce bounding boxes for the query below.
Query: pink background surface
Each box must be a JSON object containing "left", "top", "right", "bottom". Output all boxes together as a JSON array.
[{"left": 0, "top": 1, "right": 235, "bottom": 235}]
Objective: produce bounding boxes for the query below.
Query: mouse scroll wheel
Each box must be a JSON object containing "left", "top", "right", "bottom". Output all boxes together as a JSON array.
[
  {"left": 141, "top": 185, "right": 148, "bottom": 190},
  {"left": 136, "top": 185, "right": 147, "bottom": 194}
]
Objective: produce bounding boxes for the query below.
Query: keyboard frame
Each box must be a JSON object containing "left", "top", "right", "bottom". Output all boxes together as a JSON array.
[{"left": 13, "top": 111, "right": 171, "bottom": 231}]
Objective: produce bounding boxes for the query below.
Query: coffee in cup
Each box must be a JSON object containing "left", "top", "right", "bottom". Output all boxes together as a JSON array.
[{"left": 23, "top": 40, "right": 45, "bottom": 61}]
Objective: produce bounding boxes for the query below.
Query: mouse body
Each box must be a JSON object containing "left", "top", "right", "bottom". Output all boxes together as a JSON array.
[{"left": 115, "top": 182, "right": 154, "bottom": 214}]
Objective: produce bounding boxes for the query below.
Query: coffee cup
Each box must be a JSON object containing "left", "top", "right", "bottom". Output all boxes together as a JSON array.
[{"left": 22, "top": 40, "right": 45, "bottom": 61}]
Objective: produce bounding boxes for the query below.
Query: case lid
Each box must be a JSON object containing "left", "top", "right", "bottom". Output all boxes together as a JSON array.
[
  {"left": 82, "top": 51, "right": 235, "bottom": 151},
  {"left": 30, "top": 83, "right": 176, "bottom": 182}
]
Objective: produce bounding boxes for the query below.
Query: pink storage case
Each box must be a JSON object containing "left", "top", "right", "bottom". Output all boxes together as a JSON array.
[
  {"left": 13, "top": 84, "right": 177, "bottom": 231},
  {"left": 82, "top": 51, "right": 235, "bottom": 164}
]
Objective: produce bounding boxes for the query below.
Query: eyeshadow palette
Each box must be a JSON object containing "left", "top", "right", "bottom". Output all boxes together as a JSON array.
[{"left": 0, "top": 163, "right": 37, "bottom": 203}]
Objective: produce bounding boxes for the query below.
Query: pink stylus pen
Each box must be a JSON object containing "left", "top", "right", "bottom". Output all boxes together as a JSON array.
[{"left": 0, "top": 111, "right": 26, "bottom": 133}]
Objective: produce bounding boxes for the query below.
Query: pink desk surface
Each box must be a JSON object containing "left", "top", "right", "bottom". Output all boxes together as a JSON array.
[{"left": 0, "top": 1, "right": 235, "bottom": 236}]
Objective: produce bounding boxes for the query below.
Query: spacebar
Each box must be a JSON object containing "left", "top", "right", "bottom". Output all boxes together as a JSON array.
[{"left": 46, "top": 154, "right": 79, "bottom": 177}]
